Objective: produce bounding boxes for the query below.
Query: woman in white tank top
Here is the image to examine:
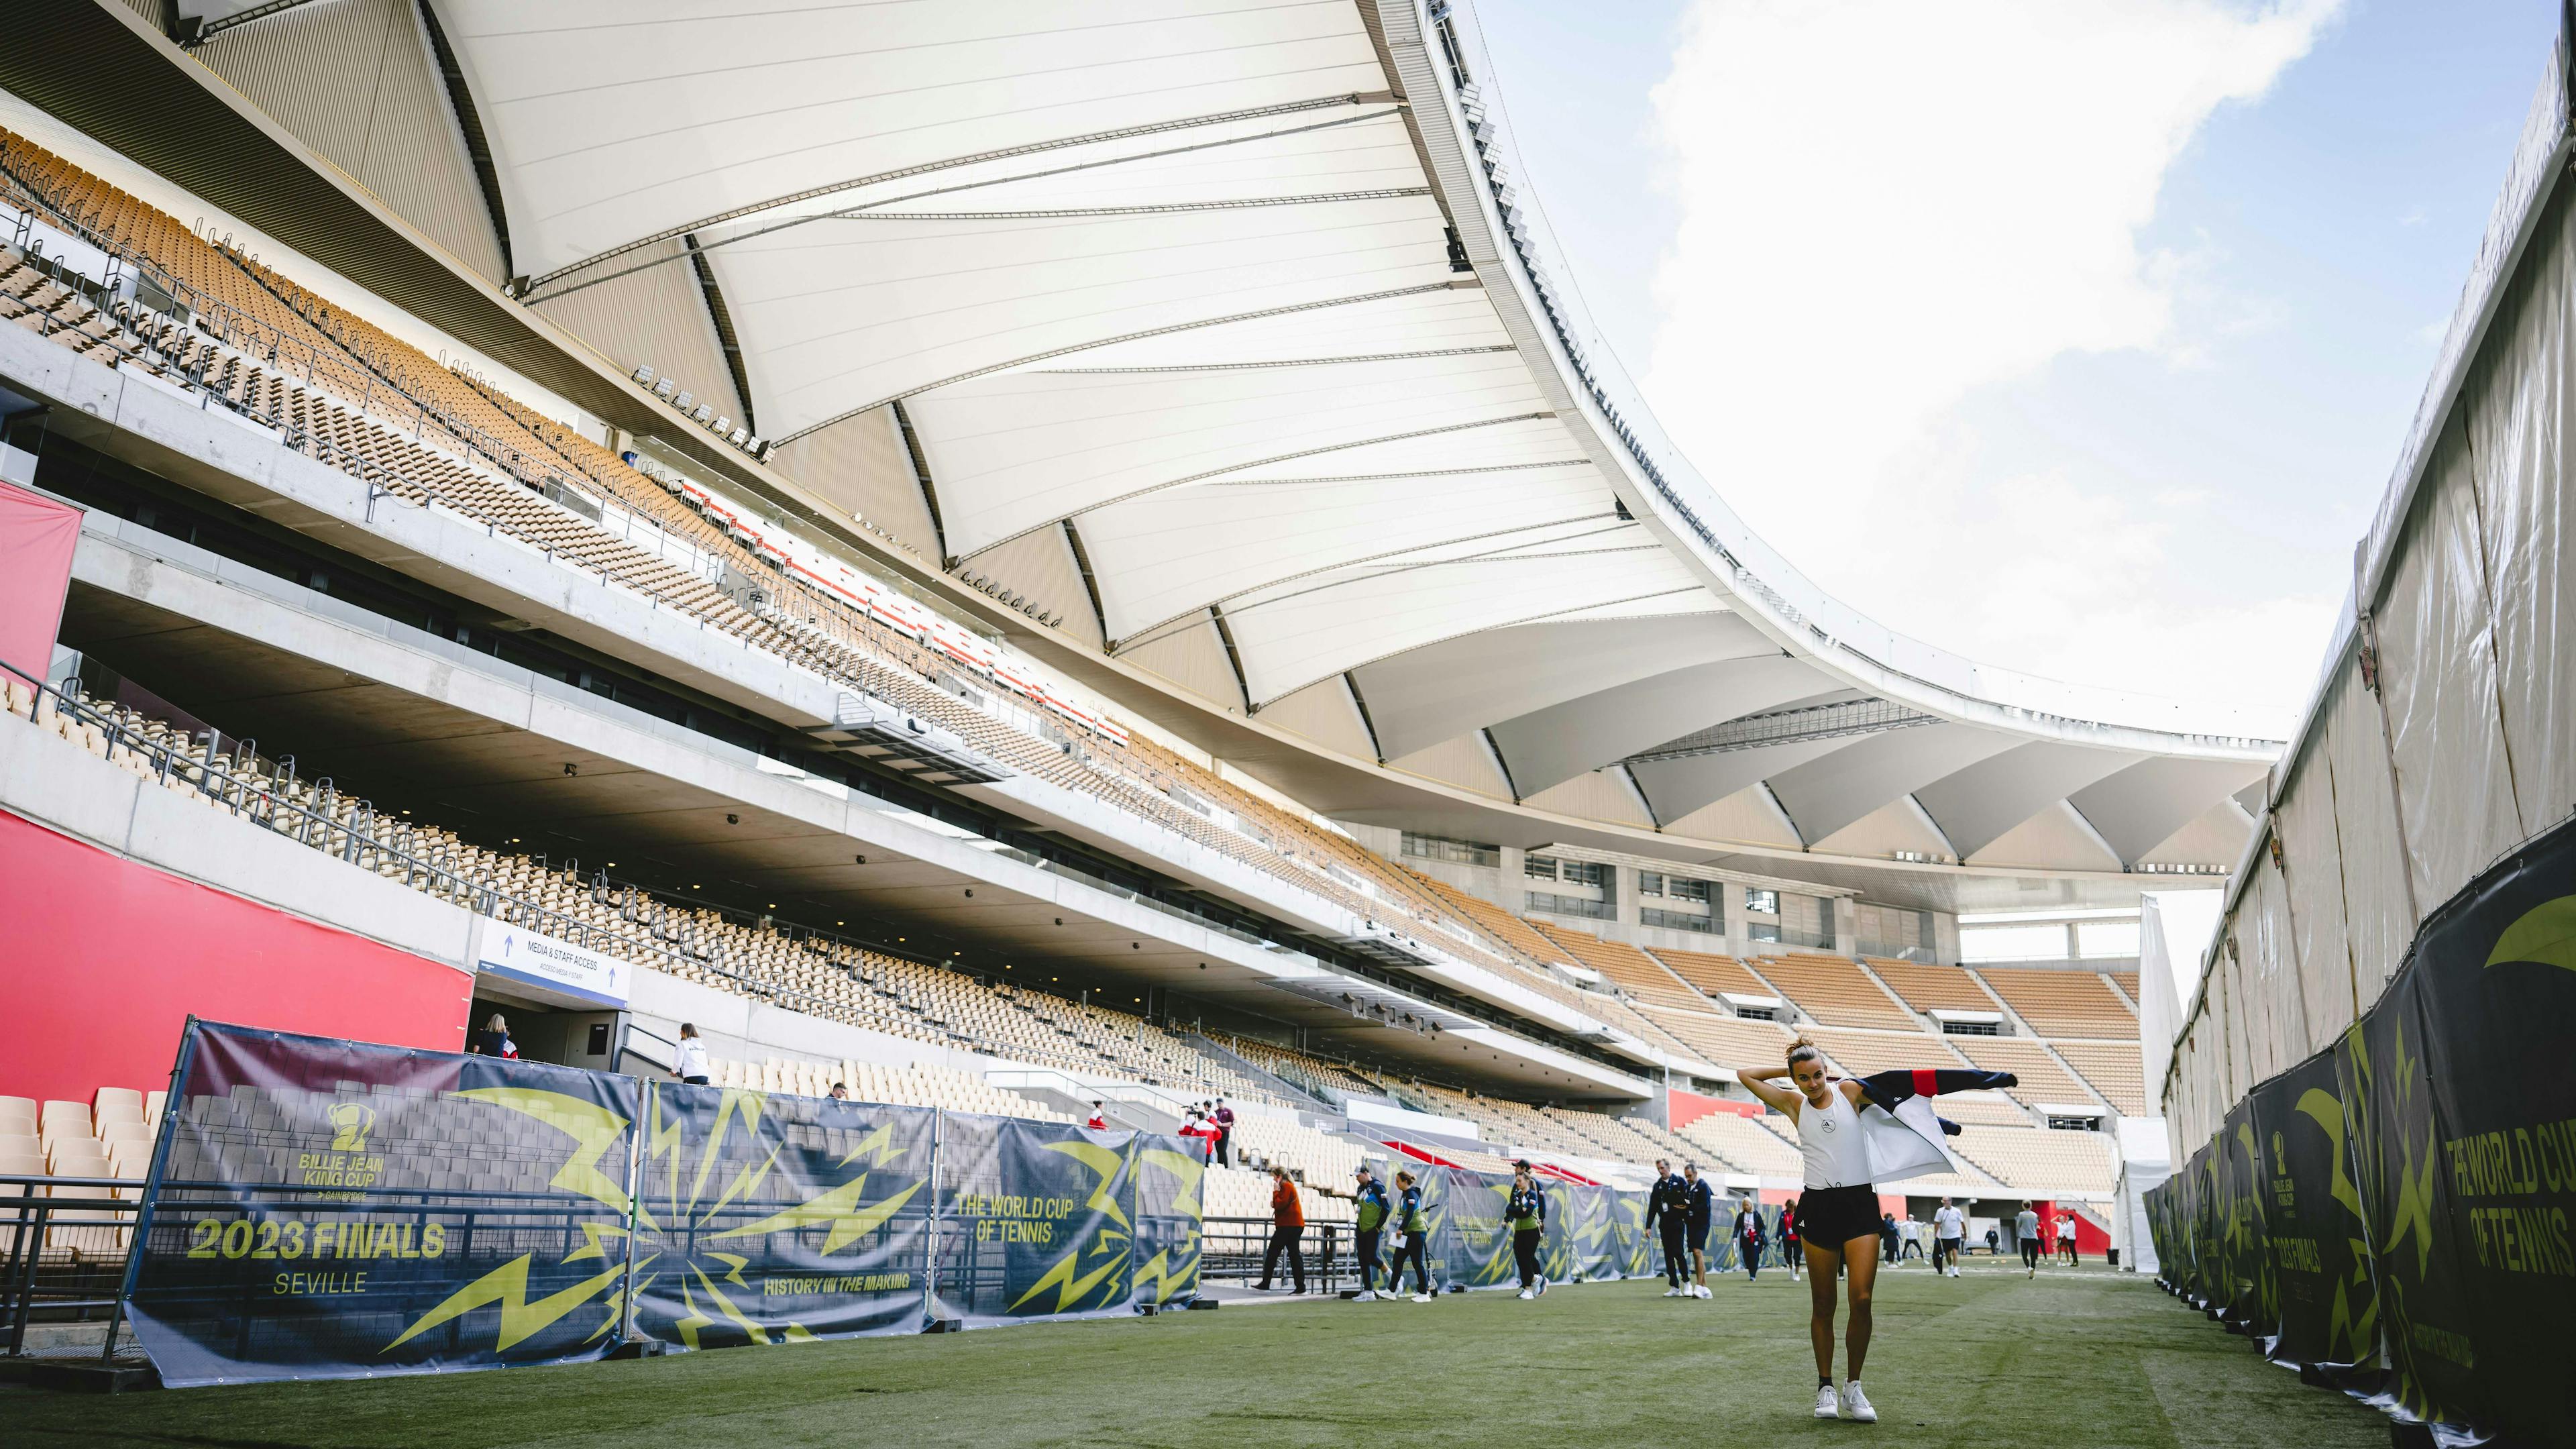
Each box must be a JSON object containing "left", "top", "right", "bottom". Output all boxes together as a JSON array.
[{"left": 1738, "top": 1036, "right": 1884, "bottom": 1425}]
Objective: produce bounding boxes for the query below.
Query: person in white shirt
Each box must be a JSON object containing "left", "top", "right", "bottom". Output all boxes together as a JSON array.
[
  {"left": 2057, "top": 1211, "right": 2079, "bottom": 1266},
  {"left": 1084, "top": 1101, "right": 1109, "bottom": 1131},
  {"left": 1932, "top": 1199, "right": 1965, "bottom": 1277},
  {"left": 1896, "top": 1216, "right": 1923, "bottom": 1263},
  {"left": 673, "top": 1023, "right": 710, "bottom": 1085}
]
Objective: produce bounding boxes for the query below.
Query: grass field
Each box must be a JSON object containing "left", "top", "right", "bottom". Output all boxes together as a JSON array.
[{"left": 8, "top": 1263, "right": 2387, "bottom": 1448}]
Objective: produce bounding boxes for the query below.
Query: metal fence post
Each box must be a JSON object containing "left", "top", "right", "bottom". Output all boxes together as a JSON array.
[
  {"left": 103, "top": 1016, "right": 201, "bottom": 1362},
  {"left": 618, "top": 1077, "right": 647, "bottom": 1349},
  {"left": 923, "top": 1109, "right": 943, "bottom": 1326}
]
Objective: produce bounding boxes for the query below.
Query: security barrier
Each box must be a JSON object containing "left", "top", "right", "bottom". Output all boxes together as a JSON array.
[
  {"left": 115, "top": 1022, "right": 1199, "bottom": 1387},
  {"left": 2147, "top": 815, "right": 2576, "bottom": 1443}
]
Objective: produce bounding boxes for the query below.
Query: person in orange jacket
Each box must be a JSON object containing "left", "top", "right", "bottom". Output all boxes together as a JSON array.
[{"left": 1253, "top": 1165, "right": 1307, "bottom": 1293}]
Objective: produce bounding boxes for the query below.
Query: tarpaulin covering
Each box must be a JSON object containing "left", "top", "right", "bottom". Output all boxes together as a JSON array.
[
  {"left": 2150, "top": 815, "right": 2576, "bottom": 1443},
  {"left": 129, "top": 1025, "right": 1203, "bottom": 1387},
  {"left": 0, "top": 476, "right": 78, "bottom": 680},
  {"left": 127, "top": 1023, "right": 643, "bottom": 1387},
  {"left": 930, "top": 1114, "right": 1199, "bottom": 1327},
  {"left": 629, "top": 1084, "right": 934, "bottom": 1347}
]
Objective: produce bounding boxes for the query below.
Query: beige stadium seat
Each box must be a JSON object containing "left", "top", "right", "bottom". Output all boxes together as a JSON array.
[
  {"left": 0, "top": 1095, "right": 36, "bottom": 1132},
  {"left": 0, "top": 1133, "right": 41, "bottom": 1162},
  {"left": 94, "top": 1086, "right": 146, "bottom": 1124}
]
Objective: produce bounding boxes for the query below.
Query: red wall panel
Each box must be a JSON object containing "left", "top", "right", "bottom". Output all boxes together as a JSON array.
[{"left": 0, "top": 809, "right": 471, "bottom": 1105}]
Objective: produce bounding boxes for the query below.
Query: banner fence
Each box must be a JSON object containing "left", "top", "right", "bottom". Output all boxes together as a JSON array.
[
  {"left": 2147, "top": 814, "right": 2576, "bottom": 1445},
  {"left": 122, "top": 1024, "right": 1201, "bottom": 1387}
]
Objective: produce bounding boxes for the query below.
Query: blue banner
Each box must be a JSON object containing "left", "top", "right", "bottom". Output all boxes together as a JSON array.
[
  {"left": 127, "top": 1022, "right": 642, "bottom": 1387},
  {"left": 629, "top": 1083, "right": 934, "bottom": 1348}
]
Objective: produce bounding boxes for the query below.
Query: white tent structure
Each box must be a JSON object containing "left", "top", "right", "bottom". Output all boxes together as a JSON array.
[{"left": 113, "top": 0, "right": 2281, "bottom": 888}]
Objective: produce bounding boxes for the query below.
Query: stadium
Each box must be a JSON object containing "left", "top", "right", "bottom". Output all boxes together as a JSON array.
[{"left": 0, "top": 1, "right": 2563, "bottom": 1445}]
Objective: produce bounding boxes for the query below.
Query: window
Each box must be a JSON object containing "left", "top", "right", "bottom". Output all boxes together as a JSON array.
[
  {"left": 1940, "top": 1019, "right": 2000, "bottom": 1036},
  {"left": 1668, "top": 877, "right": 1713, "bottom": 905},
  {"left": 1527, "top": 892, "right": 1615, "bottom": 920},
  {"left": 1641, "top": 907, "right": 1715, "bottom": 933},
  {"left": 1638, "top": 871, "right": 1664, "bottom": 897},
  {"left": 1734, "top": 1005, "right": 1776, "bottom": 1022},
  {"left": 2047, "top": 1116, "right": 2101, "bottom": 1132},
  {"left": 1525, "top": 855, "right": 1560, "bottom": 881},
  {"left": 1402, "top": 833, "right": 1499, "bottom": 868},
  {"left": 1743, "top": 888, "right": 1779, "bottom": 915},
  {"left": 2076, "top": 920, "right": 2140, "bottom": 958},
  {"left": 1746, "top": 922, "right": 1781, "bottom": 943},
  {"left": 1560, "top": 859, "right": 1609, "bottom": 888}
]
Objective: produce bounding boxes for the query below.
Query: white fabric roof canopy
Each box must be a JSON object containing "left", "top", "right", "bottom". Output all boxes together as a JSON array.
[{"left": 435, "top": 0, "right": 2274, "bottom": 870}]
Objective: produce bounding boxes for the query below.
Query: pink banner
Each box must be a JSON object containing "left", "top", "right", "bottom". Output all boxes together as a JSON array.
[{"left": 0, "top": 478, "right": 79, "bottom": 682}]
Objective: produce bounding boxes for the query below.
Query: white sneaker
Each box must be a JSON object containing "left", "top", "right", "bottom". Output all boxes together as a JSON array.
[
  {"left": 1517, "top": 1288, "right": 1536, "bottom": 1301},
  {"left": 1840, "top": 1381, "right": 1878, "bottom": 1423},
  {"left": 1536, "top": 1277, "right": 1549, "bottom": 1295},
  {"left": 1814, "top": 1384, "right": 1841, "bottom": 1419},
  {"left": 1663, "top": 1286, "right": 1684, "bottom": 1297},
  {"left": 1353, "top": 1290, "right": 1377, "bottom": 1302},
  {"left": 1410, "top": 1293, "right": 1432, "bottom": 1303},
  {"left": 1693, "top": 1284, "right": 1711, "bottom": 1298}
]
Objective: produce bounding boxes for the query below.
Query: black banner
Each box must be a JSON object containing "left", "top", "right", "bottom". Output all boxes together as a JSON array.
[
  {"left": 930, "top": 1115, "right": 1199, "bottom": 1326},
  {"left": 629, "top": 1083, "right": 933, "bottom": 1347},
  {"left": 127, "top": 1024, "right": 643, "bottom": 1387},
  {"left": 127, "top": 1026, "right": 1205, "bottom": 1386},
  {"left": 2149, "top": 815, "right": 2576, "bottom": 1443}
]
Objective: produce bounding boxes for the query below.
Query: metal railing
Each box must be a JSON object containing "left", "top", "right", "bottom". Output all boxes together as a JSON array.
[
  {"left": 0, "top": 1175, "right": 142, "bottom": 1358},
  {"left": 1199, "top": 1218, "right": 1352, "bottom": 1293}
]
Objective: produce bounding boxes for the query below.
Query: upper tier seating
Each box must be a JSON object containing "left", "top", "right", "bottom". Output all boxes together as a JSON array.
[
  {"left": 1948, "top": 1126, "right": 2119, "bottom": 1195},
  {"left": 2108, "top": 971, "right": 2143, "bottom": 1007},
  {"left": 1864, "top": 959, "right": 2002, "bottom": 1015},
  {"left": 1974, "top": 968, "right": 2139, "bottom": 1038},
  {"left": 1646, "top": 947, "right": 1776, "bottom": 1004},
  {"left": 1205, "top": 1032, "right": 1386, "bottom": 1099},
  {"left": 1636, "top": 1007, "right": 1796, "bottom": 1071},
  {"left": 1798, "top": 1026, "right": 1969, "bottom": 1079},
  {"left": 2047, "top": 1041, "right": 2149, "bottom": 1116},
  {"left": 1944, "top": 1038, "right": 2103, "bottom": 1110},
  {"left": 1529, "top": 924, "right": 1703, "bottom": 1010},
  {"left": 1749, "top": 953, "right": 1917, "bottom": 1030}
]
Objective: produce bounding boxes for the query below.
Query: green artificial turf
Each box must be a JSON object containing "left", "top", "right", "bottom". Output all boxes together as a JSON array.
[{"left": 7, "top": 1263, "right": 2388, "bottom": 1448}]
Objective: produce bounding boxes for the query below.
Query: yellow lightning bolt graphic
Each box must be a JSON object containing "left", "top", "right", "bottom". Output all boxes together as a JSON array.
[
  {"left": 451, "top": 1088, "right": 633, "bottom": 1214},
  {"left": 385, "top": 1254, "right": 628, "bottom": 1352}
]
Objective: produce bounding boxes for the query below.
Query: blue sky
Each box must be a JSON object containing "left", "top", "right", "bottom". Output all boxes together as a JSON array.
[{"left": 1470, "top": 0, "right": 2558, "bottom": 735}]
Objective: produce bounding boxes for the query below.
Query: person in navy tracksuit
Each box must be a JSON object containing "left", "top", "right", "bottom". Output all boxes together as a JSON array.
[
  {"left": 1507, "top": 1162, "right": 1548, "bottom": 1299},
  {"left": 1648, "top": 1160, "right": 1690, "bottom": 1293},
  {"left": 1680, "top": 1163, "right": 1717, "bottom": 1297}
]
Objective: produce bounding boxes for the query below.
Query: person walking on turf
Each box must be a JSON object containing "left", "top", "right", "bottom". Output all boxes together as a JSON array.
[
  {"left": 1778, "top": 1195, "right": 1801, "bottom": 1283},
  {"left": 2058, "top": 1210, "right": 2078, "bottom": 1266},
  {"left": 1732, "top": 1196, "right": 1767, "bottom": 1281},
  {"left": 1649, "top": 1159, "right": 1690, "bottom": 1295},
  {"left": 1254, "top": 1165, "right": 1307, "bottom": 1294},
  {"left": 1933, "top": 1197, "right": 1964, "bottom": 1278},
  {"left": 1878, "top": 1210, "right": 1900, "bottom": 1265},
  {"left": 1388, "top": 1169, "right": 1434, "bottom": 1301},
  {"left": 2017, "top": 1203, "right": 2041, "bottom": 1277},
  {"left": 1507, "top": 1161, "right": 1548, "bottom": 1300},
  {"left": 1739, "top": 1038, "right": 1890, "bottom": 1424},
  {"left": 1680, "top": 1162, "right": 1716, "bottom": 1297},
  {"left": 1318, "top": 1165, "right": 1391, "bottom": 1301}
]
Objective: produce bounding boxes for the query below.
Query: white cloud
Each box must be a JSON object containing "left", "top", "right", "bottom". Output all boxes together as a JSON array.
[{"left": 1642, "top": 0, "right": 2341, "bottom": 731}]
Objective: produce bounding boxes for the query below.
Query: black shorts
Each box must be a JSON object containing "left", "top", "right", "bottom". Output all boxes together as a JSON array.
[
  {"left": 1685, "top": 1220, "right": 1710, "bottom": 1252},
  {"left": 1797, "top": 1184, "right": 1881, "bottom": 1249}
]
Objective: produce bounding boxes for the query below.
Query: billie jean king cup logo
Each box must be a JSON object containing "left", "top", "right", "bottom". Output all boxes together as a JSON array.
[{"left": 327, "top": 1102, "right": 376, "bottom": 1154}]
